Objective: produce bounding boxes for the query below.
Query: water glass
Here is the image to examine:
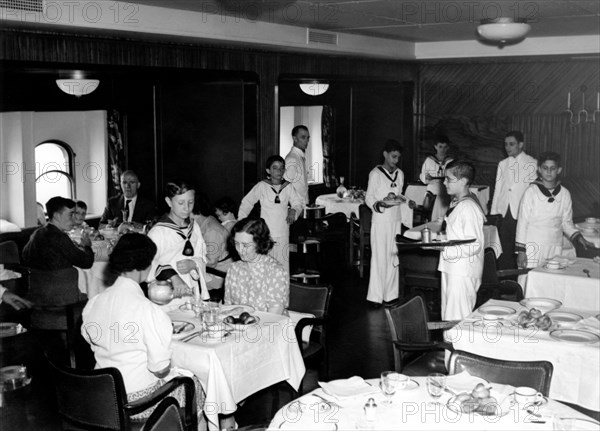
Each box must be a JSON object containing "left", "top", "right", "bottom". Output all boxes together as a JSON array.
[
  {"left": 203, "top": 301, "right": 220, "bottom": 328},
  {"left": 426, "top": 373, "right": 446, "bottom": 399},
  {"left": 553, "top": 417, "right": 574, "bottom": 431},
  {"left": 380, "top": 371, "right": 402, "bottom": 405}
]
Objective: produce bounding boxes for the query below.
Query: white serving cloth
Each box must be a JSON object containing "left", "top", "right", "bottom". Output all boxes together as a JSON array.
[
  {"left": 169, "top": 310, "right": 305, "bottom": 431},
  {"left": 524, "top": 258, "right": 600, "bottom": 312},
  {"left": 449, "top": 299, "right": 600, "bottom": 412},
  {"left": 267, "top": 375, "right": 593, "bottom": 430}
]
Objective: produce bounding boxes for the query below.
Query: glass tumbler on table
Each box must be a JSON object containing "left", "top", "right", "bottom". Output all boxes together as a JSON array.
[
  {"left": 380, "top": 371, "right": 402, "bottom": 406},
  {"left": 426, "top": 373, "right": 446, "bottom": 399}
]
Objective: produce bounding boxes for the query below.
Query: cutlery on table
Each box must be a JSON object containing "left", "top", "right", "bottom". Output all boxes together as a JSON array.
[
  {"left": 180, "top": 331, "right": 203, "bottom": 342},
  {"left": 311, "top": 393, "right": 342, "bottom": 409},
  {"left": 583, "top": 269, "right": 591, "bottom": 278},
  {"left": 173, "top": 322, "right": 192, "bottom": 334}
]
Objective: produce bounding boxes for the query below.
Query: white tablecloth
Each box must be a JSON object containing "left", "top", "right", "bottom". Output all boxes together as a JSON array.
[
  {"left": 169, "top": 310, "right": 306, "bottom": 430},
  {"left": 524, "top": 258, "right": 600, "bottom": 312},
  {"left": 450, "top": 299, "right": 600, "bottom": 412},
  {"left": 404, "top": 221, "right": 502, "bottom": 258},
  {"left": 267, "top": 375, "right": 593, "bottom": 430},
  {"left": 405, "top": 184, "right": 490, "bottom": 220},
  {"left": 77, "top": 240, "right": 111, "bottom": 299},
  {"left": 315, "top": 193, "right": 413, "bottom": 227}
]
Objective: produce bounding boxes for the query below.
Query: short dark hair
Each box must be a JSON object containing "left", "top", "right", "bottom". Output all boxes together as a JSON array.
[
  {"left": 291, "top": 125, "right": 308, "bottom": 137},
  {"left": 120, "top": 170, "right": 139, "bottom": 182},
  {"left": 192, "top": 192, "right": 213, "bottom": 217},
  {"left": 109, "top": 233, "right": 157, "bottom": 276},
  {"left": 383, "top": 139, "right": 402, "bottom": 153},
  {"left": 446, "top": 160, "right": 475, "bottom": 186},
  {"left": 505, "top": 130, "right": 524, "bottom": 142},
  {"left": 214, "top": 196, "right": 237, "bottom": 215},
  {"left": 75, "top": 200, "right": 87, "bottom": 210},
  {"left": 229, "top": 217, "right": 274, "bottom": 257},
  {"left": 538, "top": 151, "right": 561, "bottom": 167},
  {"left": 266, "top": 155, "right": 285, "bottom": 170},
  {"left": 436, "top": 135, "right": 451, "bottom": 145},
  {"left": 46, "top": 196, "right": 75, "bottom": 219},
  {"left": 165, "top": 180, "right": 195, "bottom": 199}
]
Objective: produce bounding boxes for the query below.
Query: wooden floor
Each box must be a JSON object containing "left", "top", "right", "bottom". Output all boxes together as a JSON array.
[{"left": 1, "top": 263, "right": 396, "bottom": 430}]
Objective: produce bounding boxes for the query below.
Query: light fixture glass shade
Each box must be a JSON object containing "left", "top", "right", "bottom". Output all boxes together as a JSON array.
[
  {"left": 56, "top": 79, "right": 100, "bottom": 97},
  {"left": 477, "top": 18, "right": 531, "bottom": 43},
  {"left": 299, "top": 83, "right": 329, "bottom": 96}
]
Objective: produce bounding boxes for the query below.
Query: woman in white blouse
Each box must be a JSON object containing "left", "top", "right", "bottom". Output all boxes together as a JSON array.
[{"left": 81, "top": 233, "right": 205, "bottom": 422}]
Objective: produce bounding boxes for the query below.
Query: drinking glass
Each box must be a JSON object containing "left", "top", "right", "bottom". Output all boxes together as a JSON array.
[
  {"left": 380, "top": 371, "right": 402, "bottom": 406},
  {"left": 203, "top": 301, "right": 220, "bottom": 330},
  {"left": 553, "top": 417, "right": 574, "bottom": 431},
  {"left": 426, "top": 373, "right": 446, "bottom": 399}
]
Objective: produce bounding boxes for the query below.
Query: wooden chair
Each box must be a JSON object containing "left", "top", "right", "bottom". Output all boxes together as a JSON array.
[
  {"left": 143, "top": 397, "right": 185, "bottom": 431},
  {"left": 49, "top": 359, "right": 197, "bottom": 431},
  {"left": 412, "top": 191, "right": 437, "bottom": 225},
  {"left": 288, "top": 282, "right": 332, "bottom": 393},
  {"left": 384, "top": 295, "right": 454, "bottom": 376},
  {"left": 27, "top": 267, "right": 87, "bottom": 368},
  {"left": 310, "top": 212, "right": 349, "bottom": 275},
  {"left": 449, "top": 350, "right": 554, "bottom": 396}
]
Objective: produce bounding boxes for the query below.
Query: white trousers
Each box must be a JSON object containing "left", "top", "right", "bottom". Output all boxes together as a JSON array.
[
  {"left": 367, "top": 221, "right": 402, "bottom": 303},
  {"left": 441, "top": 272, "right": 480, "bottom": 321}
]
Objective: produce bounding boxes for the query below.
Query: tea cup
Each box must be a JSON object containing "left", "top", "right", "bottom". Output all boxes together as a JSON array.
[
  {"left": 546, "top": 260, "right": 561, "bottom": 270},
  {"left": 514, "top": 386, "right": 544, "bottom": 407}
]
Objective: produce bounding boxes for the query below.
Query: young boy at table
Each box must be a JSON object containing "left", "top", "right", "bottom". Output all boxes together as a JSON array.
[
  {"left": 515, "top": 151, "right": 591, "bottom": 270},
  {"left": 438, "top": 160, "right": 486, "bottom": 321},
  {"left": 238, "top": 155, "right": 304, "bottom": 276},
  {"left": 365, "top": 139, "right": 415, "bottom": 306}
]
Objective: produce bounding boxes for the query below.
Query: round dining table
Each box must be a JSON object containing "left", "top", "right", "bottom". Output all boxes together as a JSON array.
[{"left": 267, "top": 374, "right": 598, "bottom": 430}]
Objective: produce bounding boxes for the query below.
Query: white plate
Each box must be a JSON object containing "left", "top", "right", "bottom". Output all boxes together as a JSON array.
[
  {"left": 520, "top": 298, "right": 562, "bottom": 313},
  {"left": 478, "top": 305, "right": 516, "bottom": 318},
  {"left": 549, "top": 329, "right": 600, "bottom": 344},
  {"left": 546, "top": 311, "right": 583, "bottom": 328},
  {"left": 0, "top": 322, "right": 25, "bottom": 338},
  {"left": 171, "top": 320, "right": 195, "bottom": 338},
  {"left": 542, "top": 264, "right": 566, "bottom": 271},
  {"left": 219, "top": 304, "right": 255, "bottom": 315}
]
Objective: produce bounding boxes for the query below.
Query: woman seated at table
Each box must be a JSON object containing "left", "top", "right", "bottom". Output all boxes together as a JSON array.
[
  {"left": 81, "top": 233, "right": 206, "bottom": 423},
  {"left": 147, "top": 180, "right": 210, "bottom": 300},
  {"left": 224, "top": 217, "right": 288, "bottom": 314}
]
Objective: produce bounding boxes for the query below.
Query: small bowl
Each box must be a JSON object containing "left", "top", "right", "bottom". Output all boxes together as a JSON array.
[{"left": 546, "top": 261, "right": 561, "bottom": 270}]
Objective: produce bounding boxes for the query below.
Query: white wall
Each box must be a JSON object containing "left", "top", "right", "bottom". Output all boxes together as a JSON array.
[{"left": 0, "top": 111, "right": 107, "bottom": 227}]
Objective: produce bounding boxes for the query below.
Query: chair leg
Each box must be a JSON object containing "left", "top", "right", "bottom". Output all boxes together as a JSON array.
[{"left": 65, "top": 305, "right": 77, "bottom": 368}]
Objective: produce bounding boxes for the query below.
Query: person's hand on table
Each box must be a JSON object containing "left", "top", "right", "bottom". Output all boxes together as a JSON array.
[
  {"left": 408, "top": 200, "right": 416, "bottom": 209},
  {"left": 170, "top": 275, "right": 192, "bottom": 298},
  {"left": 176, "top": 259, "right": 197, "bottom": 275},
  {"left": 425, "top": 173, "right": 432, "bottom": 182},
  {"left": 1, "top": 290, "right": 33, "bottom": 310},
  {"left": 517, "top": 251, "right": 528, "bottom": 269}
]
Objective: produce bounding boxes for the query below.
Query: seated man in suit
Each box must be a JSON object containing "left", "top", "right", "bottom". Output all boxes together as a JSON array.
[{"left": 100, "top": 170, "right": 157, "bottom": 226}]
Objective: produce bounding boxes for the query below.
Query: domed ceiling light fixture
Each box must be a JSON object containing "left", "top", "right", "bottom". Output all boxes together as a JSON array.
[
  {"left": 477, "top": 17, "right": 531, "bottom": 45},
  {"left": 56, "top": 71, "right": 100, "bottom": 97},
  {"left": 299, "top": 82, "right": 329, "bottom": 96}
]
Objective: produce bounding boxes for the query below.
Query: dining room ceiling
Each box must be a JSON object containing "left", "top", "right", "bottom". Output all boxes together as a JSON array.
[{"left": 129, "top": 0, "right": 600, "bottom": 43}]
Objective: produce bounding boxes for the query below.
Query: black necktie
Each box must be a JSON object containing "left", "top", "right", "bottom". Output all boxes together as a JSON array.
[{"left": 124, "top": 199, "right": 132, "bottom": 221}]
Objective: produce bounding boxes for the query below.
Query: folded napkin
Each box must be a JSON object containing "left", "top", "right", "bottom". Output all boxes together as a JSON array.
[
  {"left": 573, "top": 317, "right": 600, "bottom": 335},
  {"left": 318, "top": 376, "right": 378, "bottom": 399},
  {"left": 445, "top": 371, "right": 489, "bottom": 394}
]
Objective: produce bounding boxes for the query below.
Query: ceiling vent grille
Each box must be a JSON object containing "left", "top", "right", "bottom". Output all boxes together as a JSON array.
[
  {"left": 0, "top": 0, "right": 43, "bottom": 12},
  {"left": 307, "top": 28, "right": 338, "bottom": 45}
]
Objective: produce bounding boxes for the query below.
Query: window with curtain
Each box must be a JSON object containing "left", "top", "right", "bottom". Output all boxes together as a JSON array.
[{"left": 35, "top": 141, "right": 75, "bottom": 206}]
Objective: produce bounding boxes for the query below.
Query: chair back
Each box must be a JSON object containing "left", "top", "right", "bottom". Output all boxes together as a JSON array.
[
  {"left": 481, "top": 248, "right": 499, "bottom": 285},
  {"left": 449, "top": 350, "right": 553, "bottom": 396},
  {"left": 422, "top": 191, "right": 436, "bottom": 212},
  {"left": 143, "top": 397, "right": 184, "bottom": 431},
  {"left": 49, "top": 359, "right": 129, "bottom": 430},
  {"left": 385, "top": 296, "right": 431, "bottom": 345},
  {"left": 0, "top": 240, "right": 20, "bottom": 264},
  {"left": 28, "top": 267, "right": 82, "bottom": 306},
  {"left": 358, "top": 204, "right": 372, "bottom": 236},
  {"left": 288, "top": 282, "right": 332, "bottom": 319}
]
